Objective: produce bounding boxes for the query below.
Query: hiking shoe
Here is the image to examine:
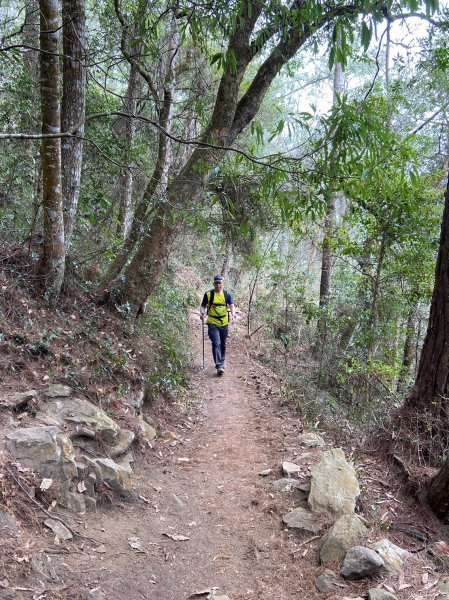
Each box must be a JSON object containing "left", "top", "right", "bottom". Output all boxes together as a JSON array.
[{"left": 217, "top": 366, "right": 224, "bottom": 376}]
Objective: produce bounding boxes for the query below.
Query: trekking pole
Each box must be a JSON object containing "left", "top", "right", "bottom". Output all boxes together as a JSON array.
[{"left": 201, "top": 318, "right": 205, "bottom": 369}]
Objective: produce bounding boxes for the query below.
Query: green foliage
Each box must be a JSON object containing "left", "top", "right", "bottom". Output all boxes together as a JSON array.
[{"left": 140, "top": 277, "right": 193, "bottom": 399}]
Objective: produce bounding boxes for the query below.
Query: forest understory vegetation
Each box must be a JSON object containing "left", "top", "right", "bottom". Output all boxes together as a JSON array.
[{"left": 0, "top": 238, "right": 443, "bottom": 521}]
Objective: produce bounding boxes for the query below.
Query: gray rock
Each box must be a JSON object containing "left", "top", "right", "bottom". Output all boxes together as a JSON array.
[
  {"left": 308, "top": 448, "right": 360, "bottom": 518},
  {"left": 341, "top": 546, "right": 385, "bottom": 580},
  {"left": 138, "top": 418, "right": 156, "bottom": 445},
  {"left": 31, "top": 552, "right": 59, "bottom": 581},
  {"left": 320, "top": 514, "right": 368, "bottom": 564},
  {"left": 315, "top": 569, "right": 341, "bottom": 592},
  {"left": 298, "top": 432, "right": 326, "bottom": 447},
  {"left": 371, "top": 539, "right": 410, "bottom": 572},
  {"left": 2, "top": 390, "right": 37, "bottom": 409},
  {"left": 84, "top": 496, "right": 97, "bottom": 511},
  {"left": 64, "top": 491, "right": 86, "bottom": 513},
  {"left": 272, "top": 478, "right": 302, "bottom": 492},
  {"left": 0, "top": 510, "right": 20, "bottom": 537},
  {"left": 108, "top": 429, "right": 135, "bottom": 458},
  {"left": 94, "top": 458, "right": 132, "bottom": 494},
  {"left": 41, "top": 397, "right": 120, "bottom": 443},
  {"left": 282, "top": 461, "right": 301, "bottom": 477},
  {"left": 282, "top": 507, "right": 327, "bottom": 534},
  {"left": 44, "top": 384, "right": 72, "bottom": 398},
  {"left": 259, "top": 469, "right": 272, "bottom": 477},
  {"left": 368, "top": 588, "right": 397, "bottom": 600},
  {"left": 6, "top": 426, "right": 77, "bottom": 489},
  {"left": 44, "top": 518, "right": 73, "bottom": 541},
  {"left": 298, "top": 482, "right": 311, "bottom": 493},
  {"left": 295, "top": 452, "right": 317, "bottom": 464}
]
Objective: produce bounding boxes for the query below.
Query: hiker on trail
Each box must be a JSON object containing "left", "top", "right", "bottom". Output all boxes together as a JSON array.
[{"left": 200, "top": 275, "right": 235, "bottom": 376}]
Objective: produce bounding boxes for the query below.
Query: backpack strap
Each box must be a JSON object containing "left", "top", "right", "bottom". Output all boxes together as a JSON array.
[{"left": 207, "top": 289, "right": 214, "bottom": 314}]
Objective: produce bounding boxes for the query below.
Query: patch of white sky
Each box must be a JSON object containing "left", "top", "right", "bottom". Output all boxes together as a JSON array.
[{"left": 268, "top": 7, "right": 446, "bottom": 156}]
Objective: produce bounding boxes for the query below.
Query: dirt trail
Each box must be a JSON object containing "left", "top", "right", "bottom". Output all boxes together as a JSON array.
[{"left": 60, "top": 314, "right": 315, "bottom": 600}]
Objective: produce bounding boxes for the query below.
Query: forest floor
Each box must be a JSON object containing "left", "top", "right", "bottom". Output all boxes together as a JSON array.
[{"left": 2, "top": 307, "right": 449, "bottom": 600}]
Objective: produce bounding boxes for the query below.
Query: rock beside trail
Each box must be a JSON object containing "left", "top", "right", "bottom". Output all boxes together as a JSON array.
[
  {"left": 272, "top": 478, "right": 303, "bottom": 492},
  {"left": 44, "top": 384, "right": 72, "bottom": 398},
  {"left": 0, "top": 509, "right": 20, "bottom": 537},
  {"left": 298, "top": 432, "right": 326, "bottom": 448},
  {"left": 315, "top": 569, "right": 342, "bottom": 592},
  {"left": 308, "top": 448, "right": 360, "bottom": 518},
  {"left": 41, "top": 397, "right": 120, "bottom": 443},
  {"left": 94, "top": 458, "right": 132, "bottom": 494},
  {"left": 320, "top": 514, "right": 368, "bottom": 564},
  {"left": 282, "top": 461, "right": 301, "bottom": 477},
  {"left": 371, "top": 538, "right": 410, "bottom": 572},
  {"left": 341, "top": 546, "right": 385, "bottom": 580},
  {"left": 138, "top": 418, "right": 157, "bottom": 445},
  {"left": 6, "top": 426, "right": 77, "bottom": 491},
  {"left": 282, "top": 507, "right": 328, "bottom": 534},
  {"left": 44, "top": 518, "right": 73, "bottom": 540},
  {"left": 1, "top": 389, "right": 37, "bottom": 409}
]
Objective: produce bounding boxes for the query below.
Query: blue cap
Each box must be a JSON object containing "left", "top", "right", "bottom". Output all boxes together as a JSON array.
[{"left": 213, "top": 275, "right": 223, "bottom": 283}]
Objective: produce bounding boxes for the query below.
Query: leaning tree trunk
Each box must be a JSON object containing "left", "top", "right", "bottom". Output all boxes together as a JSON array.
[
  {"left": 61, "top": 0, "right": 86, "bottom": 250},
  {"left": 40, "top": 0, "right": 65, "bottom": 303}
]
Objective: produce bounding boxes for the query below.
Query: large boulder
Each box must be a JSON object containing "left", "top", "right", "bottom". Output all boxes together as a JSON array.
[
  {"left": 308, "top": 448, "right": 360, "bottom": 518},
  {"left": 6, "top": 426, "right": 77, "bottom": 488},
  {"left": 41, "top": 397, "right": 120, "bottom": 443}
]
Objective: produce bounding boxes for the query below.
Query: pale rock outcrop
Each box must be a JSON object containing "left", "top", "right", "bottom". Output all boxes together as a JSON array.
[{"left": 308, "top": 449, "right": 360, "bottom": 518}]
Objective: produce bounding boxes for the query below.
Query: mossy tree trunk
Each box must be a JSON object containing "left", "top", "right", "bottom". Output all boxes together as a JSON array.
[{"left": 40, "top": 0, "right": 65, "bottom": 303}]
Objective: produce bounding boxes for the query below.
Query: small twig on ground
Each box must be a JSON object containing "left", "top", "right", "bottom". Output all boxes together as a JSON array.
[{"left": 291, "top": 535, "right": 320, "bottom": 552}]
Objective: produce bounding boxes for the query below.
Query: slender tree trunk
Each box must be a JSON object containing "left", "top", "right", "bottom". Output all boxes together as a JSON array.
[
  {"left": 23, "top": 0, "right": 39, "bottom": 85},
  {"left": 398, "top": 303, "right": 418, "bottom": 388},
  {"left": 368, "top": 232, "right": 386, "bottom": 356},
  {"left": 220, "top": 250, "right": 232, "bottom": 279},
  {"left": 316, "top": 59, "right": 342, "bottom": 344},
  {"left": 40, "top": 0, "right": 65, "bottom": 303},
  {"left": 61, "top": 0, "right": 86, "bottom": 250},
  {"left": 116, "top": 63, "right": 140, "bottom": 240}
]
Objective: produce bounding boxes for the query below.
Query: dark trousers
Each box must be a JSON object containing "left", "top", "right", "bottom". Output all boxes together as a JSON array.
[{"left": 207, "top": 324, "right": 228, "bottom": 368}]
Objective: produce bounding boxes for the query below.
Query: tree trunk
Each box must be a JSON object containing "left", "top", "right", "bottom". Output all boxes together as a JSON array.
[
  {"left": 398, "top": 302, "right": 418, "bottom": 389},
  {"left": 316, "top": 58, "right": 342, "bottom": 344},
  {"left": 61, "top": 0, "right": 86, "bottom": 250},
  {"left": 40, "top": 0, "right": 65, "bottom": 303},
  {"left": 116, "top": 63, "right": 140, "bottom": 240},
  {"left": 23, "top": 0, "right": 39, "bottom": 86},
  {"left": 368, "top": 231, "right": 386, "bottom": 356},
  {"left": 105, "top": 1, "right": 370, "bottom": 316},
  {"left": 428, "top": 458, "right": 449, "bottom": 518},
  {"left": 403, "top": 175, "right": 449, "bottom": 423}
]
